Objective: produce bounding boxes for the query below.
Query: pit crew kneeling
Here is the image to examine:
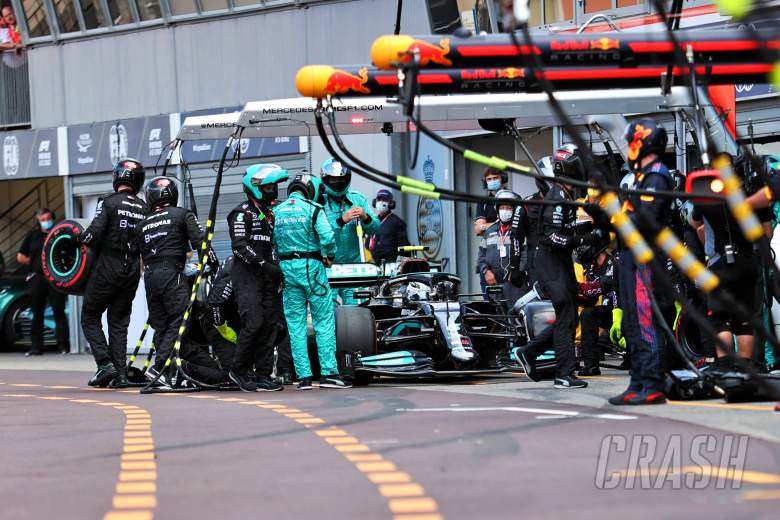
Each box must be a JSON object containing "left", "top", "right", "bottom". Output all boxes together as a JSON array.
[{"left": 274, "top": 174, "right": 351, "bottom": 390}]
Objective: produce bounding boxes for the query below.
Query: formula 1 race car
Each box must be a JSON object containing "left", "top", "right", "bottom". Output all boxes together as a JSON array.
[{"left": 324, "top": 253, "right": 556, "bottom": 385}]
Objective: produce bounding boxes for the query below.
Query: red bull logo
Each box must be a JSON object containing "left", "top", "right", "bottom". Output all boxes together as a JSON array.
[
  {"left": 324, "top": 67, "right": 370, "bottom": 95},
  {"left": 627, "top": 125, "right": 653, "bottom": 161},
  {"left": 498, "top": 67, "right": 524, "bottom": 79},
  {"left": 551, "top": 40, "right": 590, "bottom": 52},
  {"left": 406, "top": 38, "right": 452, "bottom": 67},
  {"left": 591, "top": 38, "right": 620, "bottom": 51}
]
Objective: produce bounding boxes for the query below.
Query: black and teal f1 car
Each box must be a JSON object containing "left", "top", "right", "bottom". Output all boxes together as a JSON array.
[{"left": 324, "top": 258, "right": 556, "bottom": 384}]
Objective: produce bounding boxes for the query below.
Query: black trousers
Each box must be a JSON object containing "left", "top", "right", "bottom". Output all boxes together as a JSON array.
[
  {"left": 82, "top": 252, "right": 140, "bottom": 369},
  {"left": 181, "top": 340, "right": 230, "bottom": 385},
  {"left": 580, "top": 306, "right": 612, "bottom": 368},
  {"left": 144, "top": 265, "right": 189, "bottom": 370},
  {"left": 231, "top": 260, "right": 277, "bottom": 374},
  {"left": 254, "top": 288, "right": 293, "bottom": 377},
  {"left": 528, "top": 246, "right": 578, "bottom": 378},
  {"left": 29, "top": 274, "right": 68, "bottom": 353}
]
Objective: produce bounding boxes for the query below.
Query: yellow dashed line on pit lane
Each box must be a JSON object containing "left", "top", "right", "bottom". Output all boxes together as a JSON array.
[
  {"left": 0, "top": 392, "right": 159, "bottom": 520},
  {"left": 173, "top": 393, "right": 443, "bottom": 519},
  {"left": 667, "top": 401, "right": 775, "bottom": 412}
]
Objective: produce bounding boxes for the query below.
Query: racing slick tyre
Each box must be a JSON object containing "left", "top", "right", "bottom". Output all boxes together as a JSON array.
[
  {"left": 335, "top": 306, "right": 376, "bottom": 386},
  {"left": 675, "top": 310, "right": 705, "bottom": 361},
  {"left": 42, "top": 219, "right": 95, "bottom": 296}
]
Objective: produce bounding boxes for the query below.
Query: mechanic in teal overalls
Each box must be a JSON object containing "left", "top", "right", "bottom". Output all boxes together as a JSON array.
[
  {"left": 318, "top": 158, "right": 380, "bottom": 304},
  {"left": 274, "top": 173, "right": 351, "bottom": 390}
]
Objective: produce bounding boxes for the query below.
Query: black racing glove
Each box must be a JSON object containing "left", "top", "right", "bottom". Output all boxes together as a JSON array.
[
  {"left": 509, "top": 269, "right": 527, "bottom": 289},
  {"left": 262, "top": 261, "right": 284, "bottom": 282},
  {"left": 583, "top": 203, "right": 612, "bottom": 231},
  {"left": 579, "top": 229, "right": 608, "bottom": 247}
]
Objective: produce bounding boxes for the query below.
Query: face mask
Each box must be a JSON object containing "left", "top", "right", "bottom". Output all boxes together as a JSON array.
[
  {"left": 486, "top": 179, "right": 502, "bottom": 191},
  {"left": 40, "top": 220, "right": 54, "bottom": 231},
  {"left": 498, "top": 209, "right": 514, "bottom": 223},
  {"left": 376, "top": 201, "right": 390, "bottom": 214}
]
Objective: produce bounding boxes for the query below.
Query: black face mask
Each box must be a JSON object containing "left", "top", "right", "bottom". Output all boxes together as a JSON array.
[
  {"left": 325, "top": 177, "right": 349, "bottom": 193},
  {"left": 261, "top": 185, "right": 278, "bottom": 205}
]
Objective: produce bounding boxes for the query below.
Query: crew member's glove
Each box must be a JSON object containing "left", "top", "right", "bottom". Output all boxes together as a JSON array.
[
  {"left": 214, "top": 322, "right": 237, "bottom": 344},
  {"left": 609, "top": 307, "right": 623, "bottom": 345},
  {"left": 583, "top": 203, "right": 612, "bottom": 230},
  {"left": 261, "top": 260, "right": 284, "bottom": 282},
  {"left": 509, "top": 268, "right": 526, "bottom": 289}
]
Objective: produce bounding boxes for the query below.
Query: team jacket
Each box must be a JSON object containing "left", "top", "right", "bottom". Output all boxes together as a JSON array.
[
  {"left": 579, "top": 252, "right": 619, "bottom": 308},
  {"left": 625, "top": 160, "right": 674, "bottom": 234},
  {"left": 478, "top": 220, "right": 526, "bottom": 283},
  {"left": 538, "top": 185, "right": 578, "bottom": 251},
  {"left": 321, "top": 190, "right": 380, "bottom": 263},
  {"left": 81, "top": 192, "right": 148, "bottom": 253},
  {"left": 227, "top": 201, "right": 275, "bottom": 267},
  {"left": 368, "top": 212, "right": 410, "bottom": 262},
  {"left": 274, "top": 192, "right": 336, "bottom": 260},
  {"left": 137, "top": 205, "right": 211, "bottom": 268}
]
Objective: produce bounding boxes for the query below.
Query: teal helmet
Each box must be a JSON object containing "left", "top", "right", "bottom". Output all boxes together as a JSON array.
[
  {"left": 243, "top": 163, "right": 289, "bottom": 204},
  {"left": 320, "top": 157, "right": 351, "bottom": 197},
  {"left": 765, "top": 154, "right": 780, "bottom": 174}
]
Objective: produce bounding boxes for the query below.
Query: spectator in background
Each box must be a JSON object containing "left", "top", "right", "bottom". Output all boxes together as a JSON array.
[
  {"left": 474, "top": 168, "right": 508, "bottom": 292},
  {"left": 17, "top": 209, "right": 70, "bottom": 356},
  {"left": 0, "top": 6, "right": 24, "bottom": 62},
  {"left": 366, "top": 189, "right": 410, "bottom": 265},
  {"left": 0, "top": 6, "right": 26, "bottom": 69}
]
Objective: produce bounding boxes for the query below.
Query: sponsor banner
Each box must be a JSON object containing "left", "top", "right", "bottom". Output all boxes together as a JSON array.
[
  {"left": 735, "top": 83, "right": 777, "bottom": 100},
  {"left": 67, "top": 115, "right": 171, "bottom": 175},
  {"left": 180, "top": 106, "right": 302, "bottom": 164},
  {"left": 1, "top": 127, "right": 59, "bottom": 180}
]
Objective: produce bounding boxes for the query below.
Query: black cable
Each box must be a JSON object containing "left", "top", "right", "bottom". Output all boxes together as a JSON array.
[{"left": 393, "top": 0, "right": 403, "bottom": 35}]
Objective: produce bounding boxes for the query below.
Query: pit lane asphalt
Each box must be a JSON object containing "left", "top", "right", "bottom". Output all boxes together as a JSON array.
[{"left": 1, "top": 360, "right": 779, "bottom": 520}]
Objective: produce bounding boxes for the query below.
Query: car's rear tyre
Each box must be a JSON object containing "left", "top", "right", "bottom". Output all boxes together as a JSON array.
[
  {"left": 335, "top": 306, "right": 376, "bottom": 386},
  {"left": 3, "top": 297, "right": 30, "bottom": 348},
  {"left": 42, "top": 219, "right": 95, "bottom": 295}
]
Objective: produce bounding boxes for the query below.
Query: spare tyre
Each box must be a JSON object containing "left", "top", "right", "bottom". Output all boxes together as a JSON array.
[
  {"left": 42, "top": 219, "right": 96, "bottom": 295},
  {"left": 335, "top": 306, "right": 377, "bottom": 386}
]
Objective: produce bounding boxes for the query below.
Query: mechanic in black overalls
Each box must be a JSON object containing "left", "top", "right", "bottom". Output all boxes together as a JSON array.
[
  {"left": 17, "top": 208, "right": 69, "bottom": 356},
  {"left": 514, "top": 145, "right": 604, "bottom": 389},
  {"left": 136, "top": 176, "right": 218, "bottom": 387},
  {"left": 609, "top": 119, "right": 674, "bottom": 406},
  {"left": 576, "top": 243, "right": 621, "bottom": 376},
  {"left": 477, "top": 189, "right": 528, "bottom": 305},
  {"left": 80, "top": 159, "right": 148, "bottom": 388},
  {"left": 366, "top": 189, "right": 410, "bottom": 265},
  {"left": 691, "top": 155, "right": 771, "bottom": 374},
  {"left": 524, "top": 156, "right": 554, "bottom": 282},
  {"left": 226, "top": 165, "right": 287, "bottom": 392}
]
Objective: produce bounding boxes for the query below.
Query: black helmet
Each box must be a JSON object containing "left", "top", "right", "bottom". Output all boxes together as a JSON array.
[
  {"left": 286, "top": 173, "right": 322, "bottom": 201},
  {"left": 574, "top": 240, "right": 610, "bottom": 266},
  {"left": 494, "top": 189, "right": 522, "bottom": 213},
  {"left": 113, "top": 158, "right": 145, "bottom": 193},
  {"left": 624, "top": 118, "right": 667, "bottom": 171},
  {"left": 145, "top": 176, "right": 179, "bottom": 209},
  {"left": 552, "top": 144, "right": 585, "bottom": 182}
]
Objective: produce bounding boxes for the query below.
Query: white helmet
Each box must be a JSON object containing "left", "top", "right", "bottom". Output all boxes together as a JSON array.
[{"left": 405, "top": 281, "right": 429, "bottom": 302}]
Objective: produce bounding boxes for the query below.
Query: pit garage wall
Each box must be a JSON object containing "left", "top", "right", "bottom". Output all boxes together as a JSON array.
[{"left": 25, "top": 0, "right": 431, "bottom": 129}]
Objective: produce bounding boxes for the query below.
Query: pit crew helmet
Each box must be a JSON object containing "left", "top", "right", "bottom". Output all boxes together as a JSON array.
[
  {"left": 145, "top": 176, "right": 179, "bottom": 209},
  {"left": 113, "top": 158, "right": 145, "bottom": 194},
  {"left": 320, "top": 158, "right": 351, "bottom": 197},
  {"left": 624, "top": 118, "right": 667, "bottom": 171},
  {"left": 243, "top": 163, "right": 289, "bottom": 204}
]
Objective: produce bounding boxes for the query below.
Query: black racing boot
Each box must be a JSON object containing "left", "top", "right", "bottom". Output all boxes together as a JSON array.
[
  {"left": 255, "top": 376, "right": 283, "bottom": 392},
  {"left": 513, "top": 347, "right": 540, "bottom": 382},
  {"left": 553, "top": 375, "right": 588, "bottom": 389},
  {"left": 109, "top": 367, "right": 129, "bottom": 388},
  {"left": 89, "top": 363, "right": 118, "bottom": 388},
  {"left": 578, "top": 365, "right": 601, "bottom": 376},
  {"left": 277, "top": 370, "right": 294, "bottom": 385},
  {"left": 297, "top": 377, "right": 313, "bottom": 390},
  {"left": 608, "top": 388, "right": 642, "bottom": 406},
  {"left": 229, "top": 371, "right": 258, "bottom": 392},
  {"left": 320, "top": 375, "right": 352, "bottom": 389},
  {"left": 626, "top": 390, "right": 667, "bottom": 405}
]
